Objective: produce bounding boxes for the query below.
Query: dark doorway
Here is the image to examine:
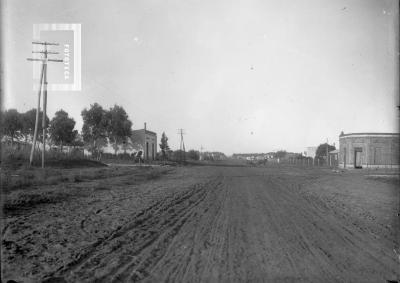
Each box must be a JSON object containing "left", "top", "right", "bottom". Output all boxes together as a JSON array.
[{"left": 354, "top": 148, "right": 362, "bottom": 168}]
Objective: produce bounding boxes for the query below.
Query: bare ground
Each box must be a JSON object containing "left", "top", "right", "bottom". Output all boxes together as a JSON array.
[{"left": 1, "top": 165, "right": 399, "bottom": 282}]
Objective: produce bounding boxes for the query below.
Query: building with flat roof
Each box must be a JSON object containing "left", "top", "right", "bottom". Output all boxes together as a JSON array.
[
  {"left": 338, "top": 132, "right": 399, "bottom": 168},
  {"left": 131, "top": 123, "right": 157, "bottom": 161}
]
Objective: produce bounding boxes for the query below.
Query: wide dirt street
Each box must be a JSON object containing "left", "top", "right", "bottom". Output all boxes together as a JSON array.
[{"left": 2, "top": 164, "right": 399, "bottom": 282}]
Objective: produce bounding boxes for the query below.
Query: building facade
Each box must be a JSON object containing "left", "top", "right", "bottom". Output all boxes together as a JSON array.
[
  {"left": 131, "top": 123, "right": 157, "bottom": 161},
  {"left": 339, "top": 132, "right": 399, "bottom": 168}
]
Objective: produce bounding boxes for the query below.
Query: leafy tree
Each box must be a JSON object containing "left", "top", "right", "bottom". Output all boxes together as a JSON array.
[
  {"left": 315, "top": 143, "right": 336, "bottom": 158},
  {"left": 49, "top": 109, "right": 78, "bottom": 151},
  {"left": 81, "top": 103, "right": 108, "bottom": 158},
  {"left": 21, "top": 109, "right": 49, "bottom": 143},
  {"left": 202, "top": 152, "right": 212, "bottom": 161},
  {"left": 70, "top": 133, "right": 85, "bottom": 148},
  {"left": 2, "top": 109, "right": 23, "bottom": 146},
  {"left": 187, "top": 149, "right": 200, "bottom": 160},
  {"left": 106, "top": 105, "right": 132, "bottom": 155},
  {"left": 159, "top": 132, "right": 170, "bottom": 160}
]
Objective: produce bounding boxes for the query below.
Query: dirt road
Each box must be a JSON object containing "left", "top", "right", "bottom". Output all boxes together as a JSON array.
[{"left": 2, "top": 165, "right": 399, "bottom": 282}]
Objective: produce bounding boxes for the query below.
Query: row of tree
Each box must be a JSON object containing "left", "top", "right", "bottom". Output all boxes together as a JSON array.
[
  {"left": 2, "top": 108, "right": 78, "bottom": 149},
  {"left": 2, "top": 103, "right": 133, "bottom": 157}
]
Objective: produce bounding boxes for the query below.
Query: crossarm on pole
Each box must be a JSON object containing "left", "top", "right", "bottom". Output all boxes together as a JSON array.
[{"left": 27, "top": 58, "right": 63, "bottom": 62}]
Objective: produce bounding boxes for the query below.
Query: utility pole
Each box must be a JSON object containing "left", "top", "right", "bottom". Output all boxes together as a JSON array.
[
  {"left": 27, "top": 41, "right": 63, "bottom": 168},
  {"left": 326, "top": 138, "right": 329, "bottom": 167},
  {"left": 178, "top": 129, "right": 186, "bottom": 164},
  {"left": 200, "top": 145, "right": 204, "bottom": 161}
]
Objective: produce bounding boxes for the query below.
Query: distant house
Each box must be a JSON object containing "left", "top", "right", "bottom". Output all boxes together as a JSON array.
[{"left": 131, "top": 123, "right": 157, "bottom": 161}]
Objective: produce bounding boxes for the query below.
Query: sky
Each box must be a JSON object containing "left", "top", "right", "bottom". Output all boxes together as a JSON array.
[{"left": 2, "top": 0, "right": 399, "bottom": 155}]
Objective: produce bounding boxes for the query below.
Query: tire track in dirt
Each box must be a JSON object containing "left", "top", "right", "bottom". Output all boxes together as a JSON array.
[
  {"left": 155, "top": 175, "right": 230, "bottom": 282},
  {"left": 253, "top": 175, "right": 347, "bottom": 281},
  {"left": 251, "top": 170, "right": 398, "bottom": 282},
  {"left": 47, "top": 176, "right": 224, "bottom": 282},
  {"left": 106, "top": 182, "right": 216, "bottom": 282}
]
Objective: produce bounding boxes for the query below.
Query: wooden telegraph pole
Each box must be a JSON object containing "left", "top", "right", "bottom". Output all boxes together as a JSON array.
[
  {"left": 178, "top": 129, "right": 186, "bottom": 164},
  {"left": 200, "top": 145, "right": 204, "bottom": 161},
  {"left": 27, "top": 41, "right": 63, "bottom": 168}
]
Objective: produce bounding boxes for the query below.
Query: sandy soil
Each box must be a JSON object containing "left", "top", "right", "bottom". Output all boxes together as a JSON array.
[{"left": 1, "top": 165, "right": 399, "bottom": 282}]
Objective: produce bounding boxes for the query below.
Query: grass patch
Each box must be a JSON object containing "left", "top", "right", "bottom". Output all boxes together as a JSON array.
[
  {"left": 43, "top": 159, "right": 107, "bottom": 169},
  {"left": 1, "top": 162, "right": 172, "bottom": 194},
  {"left": 1, "top": 143, "right": 103, "bottom": 169}
]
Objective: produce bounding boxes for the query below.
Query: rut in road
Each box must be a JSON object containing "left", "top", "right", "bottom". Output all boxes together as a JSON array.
[{"left": 50, "top": 176, "right": 224, "bottom": 282}]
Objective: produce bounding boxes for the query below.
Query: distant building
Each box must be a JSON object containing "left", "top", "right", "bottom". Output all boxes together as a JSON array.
[
  {"left": 338, "top": 132, "right": 399, "bottom": 168},
  {"left": 131, "top": 123, "right": 157, "bottom": 161},
  {"left": 305, "top": 147, "right": 317, "bottom": 159},
  {"left": 232, "top": 153, "right": 274, "bottom": 160}
]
